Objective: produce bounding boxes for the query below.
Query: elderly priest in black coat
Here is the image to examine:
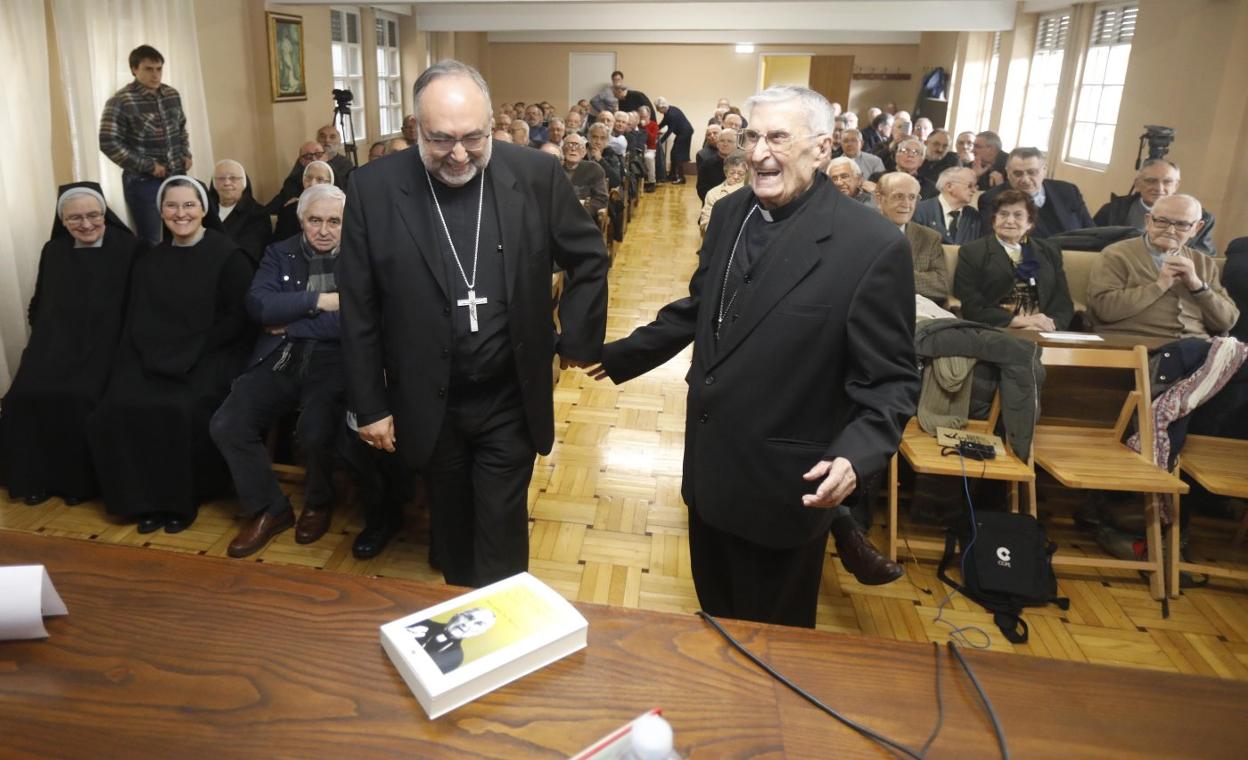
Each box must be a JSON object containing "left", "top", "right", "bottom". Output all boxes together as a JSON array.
[
  {"left": 591, "top": 86, "right": 919, "bottom": 628},
  {"left": 340, "top": 61, "right": 609, "bottom": 589}
]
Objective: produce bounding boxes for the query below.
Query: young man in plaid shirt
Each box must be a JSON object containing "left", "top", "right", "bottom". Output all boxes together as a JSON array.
[{"left": 99, "top": 45, "right": 192, "bottom": 243}]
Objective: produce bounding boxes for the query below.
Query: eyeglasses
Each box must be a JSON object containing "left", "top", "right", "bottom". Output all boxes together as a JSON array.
[
  {"left": 737, "top": 129, "right": 824, "bottom": 154},
  {"left": 995, "top": 209, "right": 1030, "bottom": 222},
  {"left": 214, "top": 175, "right": 244, "bottom": 183},
  {"left": 1148, "top": 215, "right": 1197, "bottom": 232},
  {"left": 162, "top": 200, "right": 202, "bottom": 213},
  {"left": 885, "top": 192, "right": 919, "bottom": 203},
  {"left": 896, "top": 148, "right": 924, "bottom": 157},
  {"left": 299, "top": 150, "right": 326, "bottom": 161},
  {"left": 64, "top": 211, "right": 104, "bottom": 225},
  {"left": 422, "top": 130, "right": 490, "bottom": 152},
  {"left": 563, "top": 142, "right": 586, "bottom": 151}
]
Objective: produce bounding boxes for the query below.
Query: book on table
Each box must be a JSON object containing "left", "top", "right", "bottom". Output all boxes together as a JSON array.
[{"left": 380, "top": 571, "right": 588, "bottom": 719}]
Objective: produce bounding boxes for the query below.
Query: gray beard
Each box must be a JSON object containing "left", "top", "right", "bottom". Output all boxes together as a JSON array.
[{"left": 418, "top": 138, "right": 493, "bottom": 188}]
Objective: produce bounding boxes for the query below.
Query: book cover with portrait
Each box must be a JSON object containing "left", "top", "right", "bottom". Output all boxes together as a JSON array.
[{"left": 380, "top": 572, "right": 588, "bottom": 719}]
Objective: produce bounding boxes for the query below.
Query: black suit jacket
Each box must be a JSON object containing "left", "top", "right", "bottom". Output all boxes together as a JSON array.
[
  {"left": 338, "top": 142, "right": 609, "bottom": 468},
  {"left": 601, "top": 177, "right": 919, "bottom": 548},
  {"left": 913, "top": 197, "right": 982, "bottom": 245},
  {"left": 978, "top": 179, "right": 1094, "bottom": 238},
  {"left": 953, "top": 235, "right": 1075, "bottom": 330},
  {"left": 1093, "top": 192, "right": 1217, "bottom": 255}
]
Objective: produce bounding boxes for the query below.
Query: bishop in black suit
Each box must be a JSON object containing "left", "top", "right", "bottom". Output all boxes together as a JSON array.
[
  {"left": 592, "top": 87, "right": 919, "bottom": 627},
  {"left": 339, "top": 62, "right": 609, "bottom": 588}
]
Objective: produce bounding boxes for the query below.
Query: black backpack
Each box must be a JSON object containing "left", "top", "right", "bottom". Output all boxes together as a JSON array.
[{"left": 938, "top": 511, "right": 1069, "bottom": 643}]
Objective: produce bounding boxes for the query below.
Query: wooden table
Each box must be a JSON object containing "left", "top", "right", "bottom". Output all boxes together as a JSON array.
[{"left": 2, "top": 532, "right": 1246, "bottom": 759}]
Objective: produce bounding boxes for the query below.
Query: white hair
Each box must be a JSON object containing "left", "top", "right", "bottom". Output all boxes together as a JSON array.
[
  {"left": 297, "top": 182, "right": 346, "bottom": 221},
  {"left": 744, "top": 85, "right": 835, "bottom": 136},
  {"left": 827, "top": 156, "right": 861, "bottom": 177},
  {"left": 877, "top": 172, "right": 921, "bottom": 196},
  {"left": 655, "top": 96, "right": 668, "bottom": 109},
  {"left": 936, "top": 166, "right": 973, "bottom": 191}
]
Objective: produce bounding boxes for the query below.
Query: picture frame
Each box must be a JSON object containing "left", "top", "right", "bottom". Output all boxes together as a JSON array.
[{"left": 267, "top": 12, "right": 307, "bottom": 102}]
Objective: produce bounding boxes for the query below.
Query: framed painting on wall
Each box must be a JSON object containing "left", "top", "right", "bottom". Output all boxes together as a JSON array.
[{"left": 267, "top": 12, "right": 307, "bottom": 102}]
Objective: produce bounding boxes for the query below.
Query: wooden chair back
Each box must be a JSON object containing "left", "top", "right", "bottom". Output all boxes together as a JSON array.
[{"left": 1038, "top": 344, "right": 1155, "bottom": 464}]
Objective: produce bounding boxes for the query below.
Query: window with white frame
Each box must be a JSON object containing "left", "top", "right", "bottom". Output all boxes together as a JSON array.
[
  {"left": 1067, "top": 4, "right": 1137, "bottom": 167},
  {"left": 1018, "top": 12, "right": 1070, "bottom": 150},
  {"left": 376, "top": 11, "right": 402, "bottom": 136},
  {"left": 330, "top": 8, "right": 366, "bottom": 141},
  {"left": 975, "top": 32, "right": 1002, "bottom": 132}
]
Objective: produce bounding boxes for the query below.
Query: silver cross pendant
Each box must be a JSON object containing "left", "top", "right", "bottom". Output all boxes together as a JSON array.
[{"left": 457, "top": 289, "right": 489, "bottom": 333}]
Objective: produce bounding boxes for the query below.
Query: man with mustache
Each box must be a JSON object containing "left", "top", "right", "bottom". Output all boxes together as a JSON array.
[{"left": 338, "top": 60, "right": 609, "bottom": 588}]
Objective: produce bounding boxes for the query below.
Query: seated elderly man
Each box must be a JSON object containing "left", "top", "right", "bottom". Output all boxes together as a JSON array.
[
  {"left": 914, "top": 166, "right": 982, "bottom": 245},
  {"left": 840, "top": 128, "right": 885, "bottom": 180},
  {"left": 211, "top": 183, "right": 349, "bottom": 558},
  {"left": 971, "top": 131, "right": 1008, "bottom": 190},
  {"left": 722, "top": 112, "right": 744, "bottom": 131},
  {"left": 862, "top": 112, "right": 893, "bottom": 152},
  {"left": 385, "top": 137, "right": 410, "bottom": 154},
  {"left": 611, "top": 110, "right": 632, "bottom": 155},
  {"left": 508, "top": 119, "right": 530, "bottom": 147},
  {"left": 1088, "top": 194, "right": 1238, "bottom": 340},
  {"left": 562, "top": 133, "right": 608, "bottom": 216},
  {"left": 1093, "top": 158, "right": 1216, "bottom": 255},
  {"left": 912, "top": 117, "right": 933, "bottom": 142},
  {"left": 367, "top": 141, "right": 387, "bottom": 162},
  {"left": 492, "top": 128, "right": 512, "bottom": 143},
  {"left": 978, "top": 147, "right": 1094, "bottom": 238},
  {"left": 523, "top": 104, "right": 548, "bottom": 147},
  {"left": 696, "top": 124, "right": 722, "bottom": 168},
  {"left": 538, "top": 143, "right": 562, "bottom": 159},
  {"left": 842, "top": 111, "right": 859, "bottom": 130},
  {"left": 874, "top": 118, "right": 911, "bottom": 166},
  {"left": 274, "top": 160, "right": 334, "bottom": 242},
  {"left": 827, "top": 157, "right": 876, "bottom": 208},
  {"left": 870, "top": 137, "right": 938, "bottom": 199},
  {"left": 698, "top": 152, "right": 748, "bottom": 234},
  {"left": 315, "top": 124, "right": 354, "bottom": 187},
  {"left": 696, "top": 128, "right": 736, "bottom": 202},
  {"left": 265, "top": 140, "right": 327, "bottom": 213},
  {"left": 919, "top": 129, "right": 959, "bottom": 183},
  {"left": 545, "top": 117, "right": 566, "bottom": 149},
  {"left": 955, "top": 131, "right": 976, "bottom": 166},
  {"left": 565, "top": 109, "right": 586, "bottom": 136},
  {"left": 875, "top": 172, "right": 948, "bottom": 304}
]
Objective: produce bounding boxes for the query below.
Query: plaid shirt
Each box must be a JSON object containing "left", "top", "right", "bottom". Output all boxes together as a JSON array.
[{"left": 99, "top": 80, "right": 191, "bottom": 175}]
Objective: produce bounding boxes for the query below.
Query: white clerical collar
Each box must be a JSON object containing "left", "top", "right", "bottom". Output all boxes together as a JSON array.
[{"left": 759, "top": 208, "right": 774, "bottom": 222}]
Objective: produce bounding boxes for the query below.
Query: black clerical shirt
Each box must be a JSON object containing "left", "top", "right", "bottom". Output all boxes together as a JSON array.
[
  {"left": 426, "top": 170, "right": 511, "bottom": 385},
  {"left": 716, "top": 173, "right": 826, "bottom": 343}
]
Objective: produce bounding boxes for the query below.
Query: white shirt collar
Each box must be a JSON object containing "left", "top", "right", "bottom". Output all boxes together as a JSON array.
[{"left": 1032, "top": 184, "right": 1047, "bottom": 208}]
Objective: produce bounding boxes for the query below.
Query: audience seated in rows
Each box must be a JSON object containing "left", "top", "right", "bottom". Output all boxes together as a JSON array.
[
  {"left": 698, "top": 152, "right": 747, "bottom": 234},
  {"left": 978, "top": 147, "right": 1094, "bottom": 239},
  {"left": 509, "top": 119, "right": 529, "bottom": 147},
  {"left": 913, "top": 166, "right": 982, "bottom": 245},
  {"left": 875, "top": 172, "right": 948, "bottom": 305},
  {"left": 1093, "top": 158, "right": 1217, "bottom": 255},
  {"left": 562, "top": 133, "right": 609, "bottom": 216},
  {"left": 265, "top": 140, "right": 329, "bottom": 213},
  {"left": 826, "top": 156, "right": 876, "bottom": 208},
  {"left": 696, "top": 128, "right": 736, "bottom": 202},
  {"left": 524, "top": 104, "right": 548, "bottom": 147},
  {"left": 840, "top": 128, "right": 886, "bottom": 180},
  {"left": 918, "top": 129, "right": 959, "bottom": 184},
  {"left": 954, "top": 188, "right": 1074, "bottom": 332},
  {"left": 870, "top": 137, "right": 938, "bottom": 200},
  {"left": 970, "top": 130, "right": 1008, "bottom": 190}
]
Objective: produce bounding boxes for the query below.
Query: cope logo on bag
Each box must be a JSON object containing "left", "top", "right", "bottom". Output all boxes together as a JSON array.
[{"left": 996, "top": 546, "right": 1012, "bottom": 567}]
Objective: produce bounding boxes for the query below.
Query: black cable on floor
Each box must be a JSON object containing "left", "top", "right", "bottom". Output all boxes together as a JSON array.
[{"left": 948, "top": 641, "right": 1010, "bottom": 759}]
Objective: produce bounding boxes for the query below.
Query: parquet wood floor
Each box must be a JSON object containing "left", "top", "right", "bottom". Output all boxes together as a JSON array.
[{"left": 4, "top": 181, "right": 1248, "bottom": 681}]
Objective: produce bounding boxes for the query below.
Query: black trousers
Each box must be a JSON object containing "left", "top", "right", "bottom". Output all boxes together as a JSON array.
[
  {"left": 424, "top": 374, "right": 536, "bottom": 588},
  {"left": 340, "top": 430, "right": 412, "bottom": 527},
  {"left": 209, "top": 349, "right": 345, "bottom": 517},
  {"left": 687, "top": 504, "right": 828, "bottom": 628}
]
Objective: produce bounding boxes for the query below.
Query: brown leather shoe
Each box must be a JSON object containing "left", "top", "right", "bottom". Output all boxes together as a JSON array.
[
  {"left": 295, "top": 505, "right": 333, "bottom": 544},
  {"left": 228, "top": 508, "right": 295, "bottom": 558},
  {"left": 834, "top": 527, "right": 905, "bottom": 586}
]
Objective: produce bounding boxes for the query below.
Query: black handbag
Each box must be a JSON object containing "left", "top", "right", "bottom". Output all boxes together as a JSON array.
[{"left": 938, "top": 511, "right": 1069, "bottom": 643}]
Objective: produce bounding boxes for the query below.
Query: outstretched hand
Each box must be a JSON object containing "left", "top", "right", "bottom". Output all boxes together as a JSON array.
[
  {"left": 801, "top": 457, "right": 857, "bottom": 507},
  {"left": 584, "top": 363, "right": 610, "bottom": 381}
]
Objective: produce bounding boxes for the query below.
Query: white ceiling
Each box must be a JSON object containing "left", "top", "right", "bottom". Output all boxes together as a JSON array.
[{"left": 297, "top": 1, "right": 1027, "bottom": 43}]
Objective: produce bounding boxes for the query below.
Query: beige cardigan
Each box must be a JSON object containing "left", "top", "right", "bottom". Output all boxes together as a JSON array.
[{"left": 1087, "top": 236, "right": 1239, "bottom": 340}]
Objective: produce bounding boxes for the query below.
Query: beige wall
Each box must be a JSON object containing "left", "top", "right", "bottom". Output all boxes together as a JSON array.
[
  {"left": 486, "top": 42, "right": 920, "bottom": 126},
  {"left": 761, "top": 54, "right": 812, "bottom": 89}
]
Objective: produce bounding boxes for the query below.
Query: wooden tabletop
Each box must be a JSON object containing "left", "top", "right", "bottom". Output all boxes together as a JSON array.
[
  {"left": 1002, "top": 328, "right": 1174, "bottom": 351},
  {"left": 2, "top": 532, "right": 1246, "bottom": 759}
]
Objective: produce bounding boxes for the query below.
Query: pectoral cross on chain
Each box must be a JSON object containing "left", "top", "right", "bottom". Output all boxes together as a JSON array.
[{"left": 457, "top": 289, "right": 489, "bottom": 333}]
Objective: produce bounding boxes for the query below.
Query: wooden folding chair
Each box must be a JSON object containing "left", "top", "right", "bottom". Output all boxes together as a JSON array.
[
  {"left": 1032, "top": 344, "right": 1188, "bottom": 600},
  {"left": 887, "top": 391, "right": 1036, "bottom": 561},
  {"left": 1171, "top": 434, "right": 1248, "bottom": 595}
]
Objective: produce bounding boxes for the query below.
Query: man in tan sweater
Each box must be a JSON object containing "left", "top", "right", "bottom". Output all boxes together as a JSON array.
[{"left": 1088, "top": 194, "right": 1238, "bottom": 339}]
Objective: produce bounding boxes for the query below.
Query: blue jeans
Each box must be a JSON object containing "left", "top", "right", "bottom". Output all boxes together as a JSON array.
[{"left": 122, "top": 170, "right": 164, "bottom": 244}]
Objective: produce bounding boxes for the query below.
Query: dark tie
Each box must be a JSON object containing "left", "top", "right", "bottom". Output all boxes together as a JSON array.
[{"left": 948, "top": 209, "right": 960, "bottom": 238}]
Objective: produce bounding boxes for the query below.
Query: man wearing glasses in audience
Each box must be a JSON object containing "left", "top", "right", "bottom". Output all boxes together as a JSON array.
[
  {"left": 869, "top": 137, "right": 938, "bottom": 200},
  {"left": 978, "top": 147, "right": 1094, "bottom": 238},
  {"left": 590, "top": 85, "right": 917, "bottom": 628},
  {"left": 1088, "top": 194, "right": 1238, "bottom": 341},
  {"left": 266, "top": 140, "right": 329, "bottom": 214},
  {"left": 1093, "top": 158, "right": 1217, "bottom": 255},
  {"left": 339, "top": 60, "right": 608, "bottom": 589},
  {"left": 913, "top": 166, "right": 982, "bottom": 245}
]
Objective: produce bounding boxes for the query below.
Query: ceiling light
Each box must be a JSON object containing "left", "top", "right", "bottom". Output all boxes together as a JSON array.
[{"left": 735, "top": 44, "right": 755, "bottom": 54}]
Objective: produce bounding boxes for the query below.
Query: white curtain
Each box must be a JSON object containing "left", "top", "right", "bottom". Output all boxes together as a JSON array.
[
  {"left": 52, "top": 0, "right": 215, "bottom": 228},
  {"left": 0, "top": 0, "right": 57, "bottom": 393}
]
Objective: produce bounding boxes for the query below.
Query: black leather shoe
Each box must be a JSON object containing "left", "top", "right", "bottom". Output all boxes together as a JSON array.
[
  {"left": 834, "top": 527, "right": 904, "bottom": 586},
  {"left": 23, "top": 493, "right": 50, "bottom": 506},
  {"left": 352, "top": 519, "right": 403, "bottom": 559},
  {"left": 164, "top": 509, "right": 196, "bottom": 534},
  {"left": 137, "top": 514, "right": 166, "bottom": 534}
]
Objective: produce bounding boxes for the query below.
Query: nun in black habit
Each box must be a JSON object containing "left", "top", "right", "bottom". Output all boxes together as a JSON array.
[
  {"left": 208, "top": 158, "right": 271, "bottom": 266},
  {"left": 86, "top": 176, "right": 255, "bottom": 533},
  {"left": 0, "top": 183, "right": 141, "bottom": 505}
]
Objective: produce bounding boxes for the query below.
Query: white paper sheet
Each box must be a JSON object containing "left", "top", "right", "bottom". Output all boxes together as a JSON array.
[
  {"left": 1038, "top": 332, "right": 1105, "bottom": 342},
  {"left": 0, "top": 565, "right": 68, "bottom": 640}
]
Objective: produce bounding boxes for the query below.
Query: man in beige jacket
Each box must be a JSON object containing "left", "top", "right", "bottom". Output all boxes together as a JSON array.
[{"left": 1088, "top": 194, "right": 1238, "bottom": 340}]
